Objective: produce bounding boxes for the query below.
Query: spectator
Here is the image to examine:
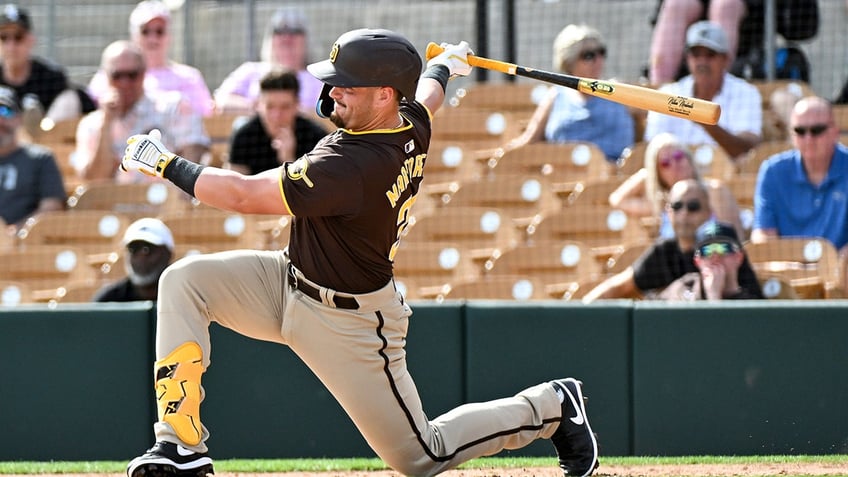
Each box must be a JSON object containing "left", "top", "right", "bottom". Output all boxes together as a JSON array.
[
  {"left": 647, "top": 0, "right": 818, "bottom": 85},
  {"left": 643, "top": 21, "right": 762, "bottom": 160},
  {"left": 609, "top": 131, "right": 743, "bottom": 239},
  {"left": 659, "top": 219, "right": 764, "bottom": 300},
  {"left": 648, "top": 0, "right": 748, "bottom": 85},
  {"left": 73, "top": 40, "right": 209, "bottom": 184},
  {"left": 224, "top": 68, "right": 328, "bottom": 175},
  {"left": 93, "top": 217, "right": 174, "bottom": 302},
  {"left": 0, "top": 85, "right": 65, "bottom": 229},
  {"left": 583, "top": 178, "right": 762, "bottom": 302},
  {"left": 0, "top": 4, "right": 94, "bottom": 135},
  {"left": 504, "top": 24, "right": 634, "bottom": 162},
  {"left": 87, "top": 1, "right": 214, "bottom": 117},
  {"left": 214, "top": 8, "right": 323, "bottom": 115},
  {"left": 752, "top": 96, "right": 848, "bottom": 251}
]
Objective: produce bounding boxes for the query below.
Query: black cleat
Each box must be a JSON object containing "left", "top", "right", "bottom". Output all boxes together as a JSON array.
[
  {"left": 127, "top": 441, "right": 214, "bottom": 477},
  {"left": 550, "top": 378, "right": 599, "bottom": 477}
]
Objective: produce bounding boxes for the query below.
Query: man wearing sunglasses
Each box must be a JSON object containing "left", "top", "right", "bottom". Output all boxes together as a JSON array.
[
  {"left": 660, "top": 219, "right": 762, "bottom": 300},
  {"left": 752, "top": 96, "right": 848, "bottom": 251},
  {"left": 74, "top": 40, "right": 209, "bottom": 185},
  {"left": 584, "top": 178, "right": 762, "bottom": 301}
]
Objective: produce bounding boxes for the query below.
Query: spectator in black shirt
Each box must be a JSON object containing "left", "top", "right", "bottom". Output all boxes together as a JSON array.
[
  {"left": 659, "top": 219, "right": 763, "bottom": 300},
  {"left": 0, "top": 4, "right": 94, "bottom": 135},
  {"left": 583, "top": 178, "right": 762, "bottom": 301},
  {"left": 93, "top": 217, "right": 174, "bottom": 302},
  {"left": 224, "top": 68, "right": 328, "bottom": 175}
]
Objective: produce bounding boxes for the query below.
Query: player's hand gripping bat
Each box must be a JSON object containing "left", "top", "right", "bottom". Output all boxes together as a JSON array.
[{"left": 426, "top": 42, "right": 721, "bottom": 125}]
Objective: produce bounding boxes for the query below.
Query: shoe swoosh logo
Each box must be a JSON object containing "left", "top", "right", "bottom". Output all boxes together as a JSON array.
[
  {"left": 565, "top": 389, "right": 585, "bottom": 426},
  {"left": 176, "top": 445, "right": 194, "bottom": 457}
]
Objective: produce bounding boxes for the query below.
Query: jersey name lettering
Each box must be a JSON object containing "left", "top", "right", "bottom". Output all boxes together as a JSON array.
[{"left": 385, "top": 153, "right": 425, "bottom": 208}]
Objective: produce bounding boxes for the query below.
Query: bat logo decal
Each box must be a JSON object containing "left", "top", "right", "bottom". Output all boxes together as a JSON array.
[
  {"left": 667, "top": 96, "right": 696, "bottom": 117},
  {"left": 580, "top": 80, "right": 614, "bottom": 95}
]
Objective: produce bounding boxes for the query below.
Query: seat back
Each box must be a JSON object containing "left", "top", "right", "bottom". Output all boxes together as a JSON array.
[
  {"left": 440, "top": 275, "right": 548, "bottom": 301},
  {"left": 67, "top": 181, "right": 189, "bottom": 219},
  {"left": 441, "top": 174, "right": 558, "bottom": 221},
  {"left": 0, "top": 245, "right": 96, "bottom": 291},
  {"left": 490, "top": 240, "right": 602, "bottom": 284},
  {"left": 744, "top": 237, "right": 841, "bottom": 298},
  {"left": 528, "top": 204, "right": 646, "bottom": 249},
  {"left": 450, "top": 82, "right": 547, "bottom": 114},
  {"left": 484, "top": 142, "right": 611, "bottom": 182},
  {"left": 160, "top": 210, "right": 266, "bottom": 252},
  {"left": 392, "top": 241, "right": 479, "bottom": 291},
  {"left": 16, "top": 210, "right": 129, "bottom": 255}
]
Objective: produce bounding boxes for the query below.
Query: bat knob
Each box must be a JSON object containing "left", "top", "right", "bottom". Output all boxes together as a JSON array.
[{"left": 425, "top": 42, "right": 445, "bottom": 61}]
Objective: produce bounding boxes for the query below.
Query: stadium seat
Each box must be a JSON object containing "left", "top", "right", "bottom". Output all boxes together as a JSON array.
[
  {"left": 449, "top": 82, "right": 547, "bottom": 114},
  {"left": 0, "top": 244, "right": 96, "bottom": 292},
  {"left": 438, "top": 274, "right": 548, "bottom": 301},
  {"left": 744, "top": 237, "right": 842, "bottom": 298},
  {"left": 392, "top": 241, "right": 479, "bottom": 294},
  {"left": 437, "top": 173, "right": 559, "bottom": 222},
  {"left": 488, "top": 240, "right": 602, "bottom": 285},
  {"left": 67, "top": 180, "right": 190, "bottom": 219},
  {"left": 16, "top": 209, "right": 129, "bottom": 256},
  {"left": 527, "top": 203, "right": 648, "bottom": 252},
  {"left": 0, "top": 281, "right": 32, "bottom": 306},
  {"left": 482, "top": 142, "right": 612, "bottom": 182},
  {"left": 159, "top": 210, "right": 269, "bottom": 253}
]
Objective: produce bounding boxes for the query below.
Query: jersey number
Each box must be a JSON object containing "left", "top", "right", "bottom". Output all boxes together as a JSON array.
[{"left": 388, "top": 194, "right": 417, "bottom": 262}]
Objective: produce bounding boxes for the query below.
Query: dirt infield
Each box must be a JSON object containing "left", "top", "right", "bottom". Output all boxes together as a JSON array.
[{"left": 4, "top": 462, "right": 845, "bottom": 477}]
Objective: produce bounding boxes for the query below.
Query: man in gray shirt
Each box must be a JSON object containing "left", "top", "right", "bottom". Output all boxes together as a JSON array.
[{"left": 0, "top": 86, "right": 66, "bottom": 229}]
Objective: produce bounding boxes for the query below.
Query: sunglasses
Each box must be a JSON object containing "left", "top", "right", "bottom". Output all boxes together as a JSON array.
[
  {"left": 273, "top": 27, "right": 305, "bottom": 36},
  {"left": 126, "top": 242, "right": 163, "bottom": 255},
  {"left": 109, "top": 69, "right": 142, "bottom": 82},
  {"left": 696, "top": 242, "right": 739, "bottom": 258},
  {"left": 0, "top": 32, "right": 24, "bottom": 43},
  {"left": 659, "top": 150, "right": 688, "bottom": 168},
  {"left": 0, "top": 105, "right": 17, "bottom": 118},
  {"left": 141, "top": 27, "right": 166, "bottom": 37},
  {"left": 578, "top": 47, "right": 606, "bottom": 62},
  {"left": 669, "top": 199, "right": 703, "bottom": 213},
  {"left": 792, "top": 124, "right": 829, "bottom": 137}
]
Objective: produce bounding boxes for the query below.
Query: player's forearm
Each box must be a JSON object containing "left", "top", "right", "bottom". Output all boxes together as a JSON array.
[{"left": 192, "top": 166, "right": 287, "bottom": 215}]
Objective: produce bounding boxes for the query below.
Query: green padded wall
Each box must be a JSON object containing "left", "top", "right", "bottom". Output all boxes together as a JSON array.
[
  {"left": 632, "top": 300, "right": 848, "bottom": 455},
  {"left": 463, "top": 301, "right": 633, "bottom": 457},
  {"left": 201, "top": 302, "right": 465, "bottom": 458},
  {"left": 0, "top": 303, "right": 154, "bottom": 461}
]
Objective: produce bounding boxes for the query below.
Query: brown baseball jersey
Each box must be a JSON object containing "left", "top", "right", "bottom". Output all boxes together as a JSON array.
[{"left": 280, "top": 101, "right": 431, "bottom": 293}]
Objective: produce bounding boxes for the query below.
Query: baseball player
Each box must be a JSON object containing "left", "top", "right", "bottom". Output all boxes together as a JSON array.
[{"left": 122, "top": 29, "right": 599, "bottom": 477}]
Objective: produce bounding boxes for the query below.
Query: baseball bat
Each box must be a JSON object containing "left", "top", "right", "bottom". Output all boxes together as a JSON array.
[{"left": 426, "top": 43, "right": 721, "bottom": 125}]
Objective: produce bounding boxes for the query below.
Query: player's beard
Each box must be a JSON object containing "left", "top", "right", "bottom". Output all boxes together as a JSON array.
[{"left": 329, "top": 111, "right": 345, "bottom": 129}]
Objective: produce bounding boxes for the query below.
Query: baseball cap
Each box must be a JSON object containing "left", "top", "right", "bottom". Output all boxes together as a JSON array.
[
  {"left": 695, "top": 220, "right": 741, "bottom": 250},
  {"left": 0, "top": 4, "right": 31, "bottom": 31},
  {"left": 0, "top": 85, "right": 19, "bottom": 112},
  {"left": 686, "top": 21, "right": 729, "bottom": 54},
  {"left": 123, "top": 218, "right": 175, "bottom": 251},
  {"left": 129, "top": 0, "right": 170, "bottom": 32},
  {"left": 269, "top": 8, "right": 307, "bottom": 35}
]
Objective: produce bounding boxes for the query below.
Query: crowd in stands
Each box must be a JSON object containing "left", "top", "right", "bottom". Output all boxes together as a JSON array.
[{"left": 2, "top": 0, "right": 848, "bottom": 304}]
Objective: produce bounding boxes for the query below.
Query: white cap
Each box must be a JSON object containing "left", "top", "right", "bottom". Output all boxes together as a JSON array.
[
  {"left": 129, "top": 0, "right": 170, "bottom": 32},
  {"left": 123, "top": 218, "right": 175, "bottom": 251},
  {"left": 686, "top": 21, "right": 729, "bottom": 54}
]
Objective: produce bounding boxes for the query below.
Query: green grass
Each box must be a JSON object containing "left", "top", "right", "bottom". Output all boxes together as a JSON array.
[{"left": 0, "top": 455, "right": 846, "bottom": 474}]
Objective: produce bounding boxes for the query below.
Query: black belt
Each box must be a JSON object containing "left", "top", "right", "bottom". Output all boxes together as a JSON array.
[{"left": 287, "top": 263, "right": 359, "bottom": 310}]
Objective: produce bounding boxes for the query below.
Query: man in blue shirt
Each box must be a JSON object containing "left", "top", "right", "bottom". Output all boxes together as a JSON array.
[{"left": 753, "top": 96, "right": 848, "bottom": 251}]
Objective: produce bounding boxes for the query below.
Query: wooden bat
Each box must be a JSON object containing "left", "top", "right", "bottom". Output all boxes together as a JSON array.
[{"left": 426, "top": 43, "right": 721, "bottom": 125}]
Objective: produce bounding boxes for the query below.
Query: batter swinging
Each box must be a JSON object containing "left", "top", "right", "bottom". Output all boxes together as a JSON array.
[{"left": 122, "top": 29, "right": 598, "bottom": 477}]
